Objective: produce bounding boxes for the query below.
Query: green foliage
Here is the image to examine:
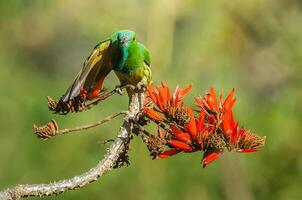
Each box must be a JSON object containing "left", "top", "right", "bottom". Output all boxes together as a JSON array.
[{"left": 0, "top": 0, "right": 301, "bottom": 199}]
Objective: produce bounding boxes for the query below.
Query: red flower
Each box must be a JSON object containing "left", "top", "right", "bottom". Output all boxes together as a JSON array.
[
  {"left": 222, "top": 88, "right": 236, "bottom": 113},
  {"left": 158, "top": 149, "right": 180, "bottom": 159},
  {"left": 169, "top": 124, "right": 192, "bottom": 143},
  {"left": 157, "top": 106, "right": 221, "bottom": 167},
  {"left": 221, "top": 104, "right": 265, "bottom": 152},
  {"left": 143, "top": 84, "right": 265, "bottom": 168},
  {"left": 197, "top": 87, "right": 243, "bottom": 147},
  {"left": 236, "top": 130, "right": 266, "bottom": 153},
  {"left": 221, "top": 111, "right": 240, "bottom": 146},
  {"left": 196, "top": 87, "right": 236, "bottom": 114},
  {"left": 185, "top": 108, "right": 197, "bottom": 140},
  {"left": 144, "top": 107, "right": 164, "bottom": 121},
  {"left": 196, "top": 87, "right": 218, "bottom": 112},
  {"left": 202, "top": 151, "right": 221, "bottom": 168},
  {"left": 145, "top": 82, "right": 192, "bottom": 123}
]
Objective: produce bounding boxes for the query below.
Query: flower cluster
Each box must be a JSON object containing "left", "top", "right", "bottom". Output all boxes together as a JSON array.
[
  {"left": 142, "top": 82, "right": 265, "bottom": 167},
  {"left": 145, "top": 82, "right": 192, "bottom": 125}
]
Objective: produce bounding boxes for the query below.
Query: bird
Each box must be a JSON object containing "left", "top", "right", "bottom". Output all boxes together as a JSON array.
[
  {"left": 111, "top": 31, "right": 152, "bottom": 97},
  {"left": 51, "top": 30, "right": 152, "bottom": 113}
]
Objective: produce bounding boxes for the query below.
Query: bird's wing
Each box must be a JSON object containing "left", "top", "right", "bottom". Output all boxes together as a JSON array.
[
  {"left": 140, "top": 43, "right": 151, "bottom": 66},
  {"left": 144, "top": 49, "right": 151, "bottom": 66},
  {"left": 143, "top": 44, "right": 152, "bottom": 83},
  {"left": 62, "top": 39, "right": 113, "bottom": 102}
]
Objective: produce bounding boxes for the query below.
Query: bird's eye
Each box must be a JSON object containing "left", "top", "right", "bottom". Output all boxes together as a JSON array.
[{"left": 133, "top": 37, "right": 136, "bottom": 41}]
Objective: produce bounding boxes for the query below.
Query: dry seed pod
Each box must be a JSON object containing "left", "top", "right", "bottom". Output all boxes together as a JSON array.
[
  {"left": 47, "top": 96, "right": 86, "bottom": 115},
  {"left": 34, "top": 119, "right": 59, "bottom": 140}
]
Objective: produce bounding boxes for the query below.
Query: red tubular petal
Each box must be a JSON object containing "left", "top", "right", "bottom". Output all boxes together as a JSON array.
[
  {"left": 230, "top": 126, "right": 239, "bottom": 145},
  {"left": 158, "top": 149, "right": 181, "bottom": 159},
  {"left": 144, "top": 107, "right": 164, "bottom": 121},
  {"left": 147, "top": 83, "right": 157, "bottom": 104},
  {"left": 177, "top": 133, "right": 192, "bottom": 144},
  {"left": 185, "top": 108, "right": 197, "bottom": 140},
  {"left": 230, "top": 111, "right": 238, "bottom": 133},
  {"left": 196, "top": 111, "right": 205, "bottom": 133},
  {"left": 237, "top": 149, "right": 258, "bottom": 153},
  {"left": 161, "top": 81, "right": 171, "bottom": 103},
  {"left": 202, "top": 152, "right": 221, "bottom": 167},
  {"left": 157, "top": 86, "right": 168, "bottom": 109},
  {"left": 208, "top": 87, "right": 219, "bottom": 111},
  {"left": 222, "top": 111, "right": 231, "bottom": 134},
  {"left": 223, "top": 88, "right": 236, "bottom": 112},
  {"left": 167, "top": 88, "right": 171, "bottom": 104},
  {"left": 170, "top": 124, "right": 192, "bottom": 143},
  {"left": 161, "top": 81, "right": 167, "bottom": 88},
  {"left": 228, "top": 98, "right": 237, "bottom": 113},
  {"left": 155, "top": 86, "right": 165, "bottom": 111},
  {"left": 223, "top": 88, "right": 234, "bottom": 107},
  {"left": 229, "top": 115, "right": 239, "bottom": 145},
  {"left": 180, "top": 84, "right": 192, "bottom": 98},
  {"left": 168, "top": 140, "right": 193, "bottom": 152},
  {"left": 170, "top": 124, "right": 183, "bottom": 135}
]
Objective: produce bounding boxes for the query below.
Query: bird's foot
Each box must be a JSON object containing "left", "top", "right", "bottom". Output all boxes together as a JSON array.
[
  {"left": 114, "top": 85, "right": 124, "bottom": 95},
  {"left": 134, "top": 112, "right": 149, "bottom": 126},
  {"left": 135, "top": 83, "right": 147, "bottom": 93}
]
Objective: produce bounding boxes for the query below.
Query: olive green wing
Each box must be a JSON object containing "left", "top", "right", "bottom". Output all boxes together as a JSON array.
[
  {"left": 62, "top": 39, "right": 113, "bottom": 102},
  {"left": 143, "top": 46, "right": 151, "bottom": 66}
]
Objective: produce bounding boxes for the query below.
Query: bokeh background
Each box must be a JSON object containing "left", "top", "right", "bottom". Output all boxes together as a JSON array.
[{"left": 0, "top": 0, "right": 301, "bottom": 199}]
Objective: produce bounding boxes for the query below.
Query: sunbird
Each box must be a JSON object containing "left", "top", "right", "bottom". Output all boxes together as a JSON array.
[{"left": 61, "top": 30, "right": 152, "bottom": 105}]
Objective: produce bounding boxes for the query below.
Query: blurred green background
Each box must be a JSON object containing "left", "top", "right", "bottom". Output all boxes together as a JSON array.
[{"left": 0, "top": 0, "right": 301, "bottom": 199}]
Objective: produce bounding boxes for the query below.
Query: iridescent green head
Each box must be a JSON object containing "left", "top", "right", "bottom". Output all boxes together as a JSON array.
[{"left": 117, "top": 30, "right": 136, "bottom": 46}]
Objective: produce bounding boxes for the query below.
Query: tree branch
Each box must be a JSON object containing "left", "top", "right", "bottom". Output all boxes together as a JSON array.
[
  {"left": 57, "top": 111, "right": 128, "bottom": 135},
  {"left": 34, "top": 111, "right": 128, "bottom": 140},
  {"left": 0, "top": 92, "right": 143, "bottom": 200}
]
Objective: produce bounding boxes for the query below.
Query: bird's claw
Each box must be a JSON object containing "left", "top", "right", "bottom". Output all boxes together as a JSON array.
[
  {"left": 114, "top": 85, "right": 124, "bottom": 95},
  {"left": 135, "top": 83, "right": 147, "bottom": 93},
  {"left": 135, "top": 112, "right": 149, "bottom": 126}
]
